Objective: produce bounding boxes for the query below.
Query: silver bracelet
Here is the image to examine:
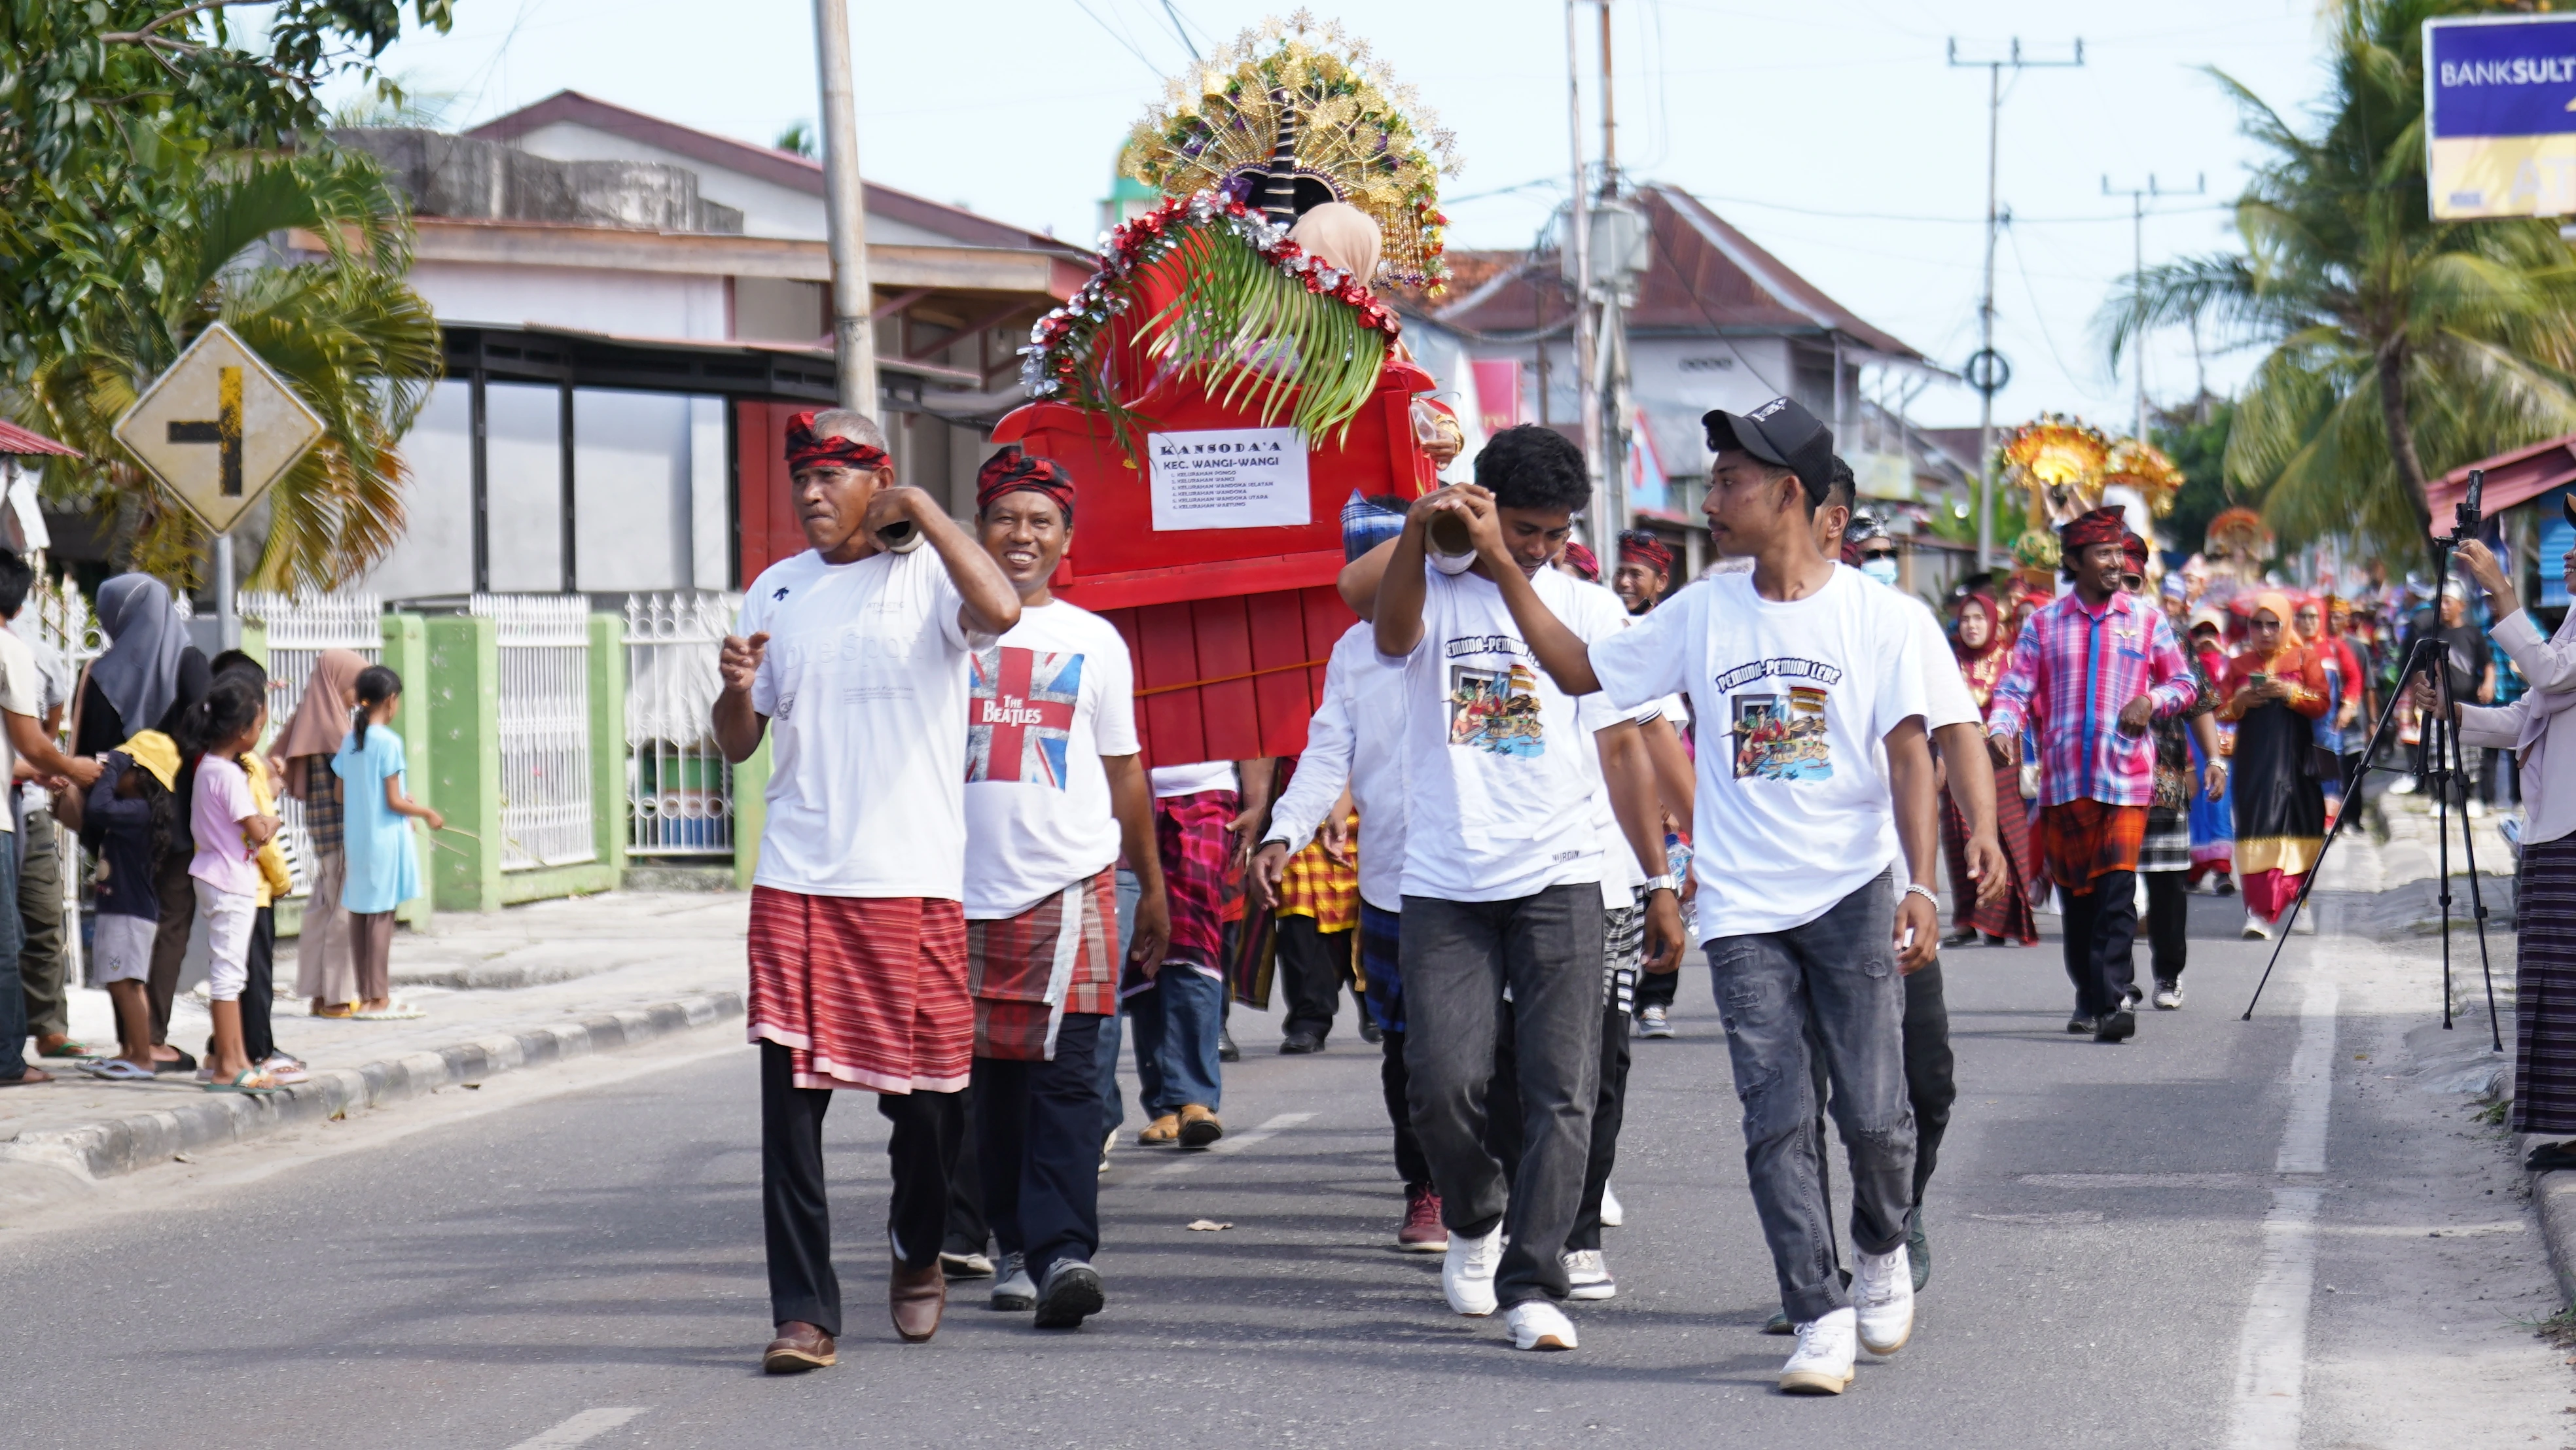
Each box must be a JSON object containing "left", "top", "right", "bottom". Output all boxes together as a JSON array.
[{"left": 1903, "top": 882, "right": 1940, "bottom": 908}]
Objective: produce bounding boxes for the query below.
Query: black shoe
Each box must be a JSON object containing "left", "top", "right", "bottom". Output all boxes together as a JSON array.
[
  {"left": 1033, "top": 1259, "right": 1105, "bottom": 1329},
  {"left": 154, "top": 1048, "right": 198, "bottom": 1074},
  {"left": 1907, "top": 1206, "right": 1931, "bottom": 1292},
  {"left": 2526, "top": 1141, "right": 2576, "bottom": 1173},
  {"left": 1941, "top": 930, "right": 1980, "bottom": 949},
  {"left": 1762, "top": 1309, "right": 1795, "bottom": 1335},
  {"left": 1218, "top": 1027, "right": 1241, "bottom": 1063},
  {"left": 2066, "top": 1014, "right": 2099, "bottom": 1034},
  {"left": 2094, "top": 1008, "right": 2136, "bottom": 1043},
  {"left": 1279, "top": 1031, "right": 1325, "bottom": 1055},
  {"left": 1359, "top": 1016, "right": 1383, "bottom": 1044}
]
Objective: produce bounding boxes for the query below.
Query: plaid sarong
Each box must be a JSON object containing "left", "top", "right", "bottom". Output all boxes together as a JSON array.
[
  {"left": 1276, "top": 813, "right": 1359, "bottom": 932},
  {"left": 2036, "top": 800, "right": 2147, "bottom": 893},
  {"left": 2139, "top": 807, "right": 2192, "bottom": 874},
  {"left": 2515, "top": 836, "right": 2576, "bottom": 1133},
  {"left": 747, "top": 888, "right": 971, "bottom": 1093},
  {"left": 968, "top": 867, "right": 1117, "bottom": 1062},
  {"left": 297, "top": 755, "right": 344, "bottom": 854},
  {"left": 1122, "top": 788, "right": 1237, "bottom": 998}
]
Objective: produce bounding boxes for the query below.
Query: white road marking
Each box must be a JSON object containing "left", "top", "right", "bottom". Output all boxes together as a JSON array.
[
  {"left": 1145, "top": 1112, "right": 1316, "bottom": 1176},
  {"left": 2223, "top": 972, "right": 2338, "bottom": 1450},
  {"left": 503, "top": 1407, "right": 646, "bottom": 1449},
  {"left": 2020, "top": 1172, "right": 2256, "bottom": 1190}
]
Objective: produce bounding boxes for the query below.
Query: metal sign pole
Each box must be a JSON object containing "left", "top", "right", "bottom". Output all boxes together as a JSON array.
[{"left": 214, "top": 531, "right": 238, "bottom": 650}]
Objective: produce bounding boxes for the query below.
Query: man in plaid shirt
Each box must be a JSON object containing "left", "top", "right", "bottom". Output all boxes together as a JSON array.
[{"left": 1986, "top": 507, "right": 2198, "bottom": 1044}]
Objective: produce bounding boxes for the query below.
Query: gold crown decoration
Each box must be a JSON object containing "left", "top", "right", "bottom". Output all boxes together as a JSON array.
[
  {"left": 1999, "top": 414, "right": 2113, "bottom": 530},
  {"left": 2100, "top": 436, "right": 2186, "bottom": 516},
  {"left": 2204, "top": 505, "right": 2272, "bottom": 560},
  {"left": 1117, "top": 12, "right": 1460, "bottom": 290}
]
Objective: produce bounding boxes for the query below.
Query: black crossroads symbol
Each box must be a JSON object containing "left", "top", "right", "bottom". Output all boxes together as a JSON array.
[{"left": 167, "top": 365, "right": 244, "bottom": 496}]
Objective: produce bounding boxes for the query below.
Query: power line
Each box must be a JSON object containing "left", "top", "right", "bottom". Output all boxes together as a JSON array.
[{"left": 1069, "top": 0, "right": 1163, "bottom": 76}]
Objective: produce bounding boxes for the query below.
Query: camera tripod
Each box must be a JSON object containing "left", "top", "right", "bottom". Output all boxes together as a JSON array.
[{"left": 2240, "top": 507, "right": 2504, "bottom": 1050}]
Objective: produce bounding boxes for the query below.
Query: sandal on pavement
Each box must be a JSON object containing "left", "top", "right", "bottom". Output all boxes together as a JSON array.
[
  {"left": 312, "top": 1002, "right": 356, "bottom": 1018},
  {"left": 2526, "top": 1141, "right": 2576, "bottom": 1173},
  {"left": 0, "top": 1066, "right": 54, "bottom": 1086},
  {"left": 351, "top": 1003, "right": 425, "bottom": 1021},
  {"left": 82, "top": 1059, "right": 158, "bottom": 1082},
  {"left": 202, "top": 1069, "right": 285, "bottom": 1095},
  {"left": 152, "top": 1049, "right": 198, "bottom": 1075},
  {"left": 38, "top": 1038, "right": 106, "bottom": 1059},
  {"left": 258, "top": 1055, "right": 310, "bottom": 1085}
]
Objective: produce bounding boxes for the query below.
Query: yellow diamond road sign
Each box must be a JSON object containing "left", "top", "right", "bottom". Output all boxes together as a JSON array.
[{"left": 113, "top": 322, "right": 325, "bottom": 535}]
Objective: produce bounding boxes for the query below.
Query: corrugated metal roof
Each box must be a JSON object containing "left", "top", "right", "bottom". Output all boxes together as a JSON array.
[{"left": 0, "top": 419, "right": 78, "bottom": 457}]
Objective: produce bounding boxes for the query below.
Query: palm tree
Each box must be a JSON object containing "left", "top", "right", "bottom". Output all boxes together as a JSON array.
[
  {"left": 19, "top": 147, "right": 440, "bottom": 592},
  {"left": 2105, "top": 0, "right": 2576, "bottom": 565}
]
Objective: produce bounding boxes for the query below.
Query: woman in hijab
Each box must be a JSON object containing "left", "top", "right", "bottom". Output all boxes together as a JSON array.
[
  {"left": 1942, "top": 591, "right": 2040, "bottom": 947},
  {"left": 272, "top": 649, "right": 368, "bottom": 1016},
  {"left": 75, "top": 574, "right": 213, "bottom": 1070},
  {"left": 2217, "top": 592, "right": 2329, "bottom": 940}
]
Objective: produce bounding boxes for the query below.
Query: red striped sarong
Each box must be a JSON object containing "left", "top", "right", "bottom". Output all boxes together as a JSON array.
[
  {"left": 2035, "top": 800, "right": 2147, "bottom": 894},
  {"left": 1143, "top": 789, "right": 1236, "bottom": 985},
  {"left": 968, "top": 868, "right": 1117, "bottom": 1062},
  {"left": 747, "top": 887, "right": 971, "bottom": 1093}
]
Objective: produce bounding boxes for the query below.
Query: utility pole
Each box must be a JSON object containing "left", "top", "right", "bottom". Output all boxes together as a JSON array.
[
  {"left": 2101, "top": 172, "right": 2204, "bottom": 444},
  {"left": 1567, "top": 0, "right": 1600, "bottom": 541},
  {"left": 1950, "top": 37, "right": 2083, "bottom": 571},
  {"left": 1595, "top": 0, "right": 1626, "bottom": 557},
  {"left": 814, "top": 0, "right": 878, "bottom": 416}
]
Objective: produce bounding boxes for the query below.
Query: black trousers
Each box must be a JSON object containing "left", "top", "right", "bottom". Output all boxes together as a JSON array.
[
  {"left": 2143, "top": 871, "right": 2191, "bottom": 984},
  {"left": 973, "top": 1014, "right": 1107, "bottom": 1286},
  {"left": 760, "top": 1041, "right": 961, "bottom": 1336},
  {"left": 944, "top": 1080, "right": 988, "bottom": 1258},
  {"left": 1377, "top": 1027, "right": 1433, "bottom": 1186},
  {"left": 2060, "top": 870, "right": 2140, "bottom": 1019},
  {"left": 1632, "top": 963, "right": 1677, "bottom": 1013},
  {"left": 1275, "top": 915, "right": 1351, "bottom": 1040},
  {"left": 242, "top": 906, "right": 276, "bottom": 1063},
  {"left": 1566, "top": 1001, "right": 1634, "bottom": 1253}
]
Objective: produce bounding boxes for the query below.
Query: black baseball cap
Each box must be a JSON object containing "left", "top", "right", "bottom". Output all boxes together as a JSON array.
[{"left": 1703, "top": 396, "right": 1835, "bottom": 500}]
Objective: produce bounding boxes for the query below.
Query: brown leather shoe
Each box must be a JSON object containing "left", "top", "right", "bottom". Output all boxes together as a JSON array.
[
  {"left": 1137, "top": 1112, "right": 1180, "bottom": 1146},
  {"left": 1177, "top": 1103, "right": 1224, "bottom": 1148},
  {"left": 762, "top": 1320, "right": 836, "bottom": 1373},
  {"left": 889, "top": 1256, "right": 946, "bottom": 1342}
]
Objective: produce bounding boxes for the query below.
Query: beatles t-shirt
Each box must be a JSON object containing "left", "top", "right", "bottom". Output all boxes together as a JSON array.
[
  {"left": 1391, "top": 562, "right": 1630, "bottom": 902},
  {"left": 962, "top": 601, "right": 1139, "bottom": 919},
  {"left": 738, "top": 546, "right": 989, "bottom": 900},
  {"left": 1592, "top": 565, "right": 1928, "bottom": 938}
]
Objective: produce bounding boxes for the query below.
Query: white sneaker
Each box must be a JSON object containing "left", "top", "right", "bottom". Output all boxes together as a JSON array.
[
  {"left": 1600, "top": 1182, "right": 1626, "bottom": 1227},
  {"left": 1851, "top": 1245, "right": 1914, "bottom": 1355},
  {"left": 2152, "top": 979, "right": 2185, "bottom": 1011},
  {"left": 1779, "top": 1307, "right": 1858, "bottom": 1394},
  {"left": 2241, "top": 910, "right": 2274, "bottom": 941},
  {"left": 1442, "top": 1224, "right": 1501, "bottom": 1317},
  {"left": 2388, "top": 775, "right": 2418, "bottom": 796},
  {"left": 2468, "top": 798, "right": 2487, "bottom": 819},
  {"left": 2290, "top": 908, "right": 2317, "bottom": 934},
  {"left": 1562, "top": 1248, "right": 1616, "bottom": 1301},
  {"left": 1505, "top": 1299, "right": 1577, "bottom": 1351}
]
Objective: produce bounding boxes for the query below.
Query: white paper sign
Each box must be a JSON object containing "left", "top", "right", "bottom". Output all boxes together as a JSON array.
[{"left": 1146, "top": 427, "right": 1310, "bottom": 531}]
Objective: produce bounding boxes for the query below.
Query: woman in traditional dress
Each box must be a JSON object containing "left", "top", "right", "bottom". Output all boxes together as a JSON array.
[
  {"left": 2186, "top": 607, "right": 2238, "bottom": 895},
  {"left": 2449, "top": 535, "right": 2576, "bottom": 1169},
  {"left": 2215, "top": 592, "right": 2328, "bottom": 940},
  {"left": 1941, "top": 591, "right": 2039, "bottom": 947}
]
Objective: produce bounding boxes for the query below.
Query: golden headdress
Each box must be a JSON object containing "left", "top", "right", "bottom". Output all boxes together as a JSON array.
[{"left": 1117, "top": 12, "right": 1459, "bottom": 289}]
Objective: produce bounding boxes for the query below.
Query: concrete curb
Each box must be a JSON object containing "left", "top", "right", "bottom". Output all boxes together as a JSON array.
[
  {"left": 2533, "top": 1168, "right": 2576, "bottom": 1309},
  {"left": 0, "top": 990, "right": 742, "bottom": 1194}
]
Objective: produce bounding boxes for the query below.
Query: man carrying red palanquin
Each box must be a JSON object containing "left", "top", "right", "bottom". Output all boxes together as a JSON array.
[{"left": 715, "top": 409, "right": 1022, "bottom": 1375}]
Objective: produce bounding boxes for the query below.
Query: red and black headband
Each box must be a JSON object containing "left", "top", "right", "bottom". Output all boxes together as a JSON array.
[
  {"left": 1617, "top": 529, "right": 1673, "bottom": 577},
  {"left": 785, "top": 411, "right": 891, "bottom": 474},
  {"left": 2060, "top": 506, "right": 2127, "bottom": 553},
  {"left": 976, "top": 446, "right": 1076, "bottom": 523}
]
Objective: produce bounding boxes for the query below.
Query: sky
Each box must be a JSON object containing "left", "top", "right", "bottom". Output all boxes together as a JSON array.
[{"left": 323, "top": 0, "right": 2340, "bottom": 433}]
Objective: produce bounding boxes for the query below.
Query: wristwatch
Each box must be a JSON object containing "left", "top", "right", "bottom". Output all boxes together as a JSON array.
[{"left": 1642, "top": 874, "right": 1679, "bottom": 896}]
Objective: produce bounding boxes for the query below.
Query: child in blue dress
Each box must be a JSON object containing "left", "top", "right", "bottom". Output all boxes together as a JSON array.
[{"left": 333, "top": 665, "right": 442, "bottom": 1018}]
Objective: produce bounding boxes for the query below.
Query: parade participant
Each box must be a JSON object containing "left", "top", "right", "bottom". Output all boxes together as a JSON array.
[
  {"left": 1986, "top": 507, "right": 2200, "bottom": 1044},
  {"left": 961, "top": 446, "right": 1167, "bottom": 1330},
  {"left": 2216, "top": 593, "right": 2329, "bottom": 940},
  {"left": 1253, "top": 494, "right": 1443, "bottom": 1250},
  {"left": 1268, "top": 782, "right": 1361, "bottom": 1053},
  {"left": 1612, "top": 530, "right": 1672, "bottom": 618},
  {"left": 2444, "top": 538, "right": 2576, "bottom": 1168},
  {"left": 1944, "top": 590, "right": 2040, "bottom": 947},
  {"left": 1557, "top": 539, "right": 1601, "bottom": 582},
  {"left": 2185, "top": 608, "right": 2239, "bottom": 894},
  {"left": 1130, "top": 756, "right": 1268, "bottom": 1146},
  {"left": 1370, "top": 423, "right": 1681, "bottom": 1354},
  {"left": 2125, "top": 537, "right": 2225, "bottom": 1009},
  {"left": 714, "top": 408, "right": 1021, "bottom": 1373},
  {"left": 2297, "top": 597, "right": 2357, "bottom": 821},
  {"left": 1613, "top": 527, "right": 1692, "bottom": 1043},
  {"left": 1493, "top": 397, "right": 1942, "bottom": 1395}
]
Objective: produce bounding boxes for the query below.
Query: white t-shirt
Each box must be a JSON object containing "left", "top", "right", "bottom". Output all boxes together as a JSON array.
[
  {"left": 738, "top": 546, "right": 988, "bottom": 899},
  {"left": 1263, "top": 622, "right": 1410, "bottom": 913},
  {"left": 1391, "top": 563, "right": 1628, "bottom": 902},
  {"left": 0, "top": 626, "right": 41, "bottom": 834},
  {"left": 961, "top": 601, "right": 1139, "bottom": 919},
  {"left": 1592, "top": 566, "right": 1929, "bottom": 938},
  {"left": 1151, "top": 761, "right": 1236, "bottom": 798},
  {"left": 1888, "top": 579, "right": 1980, "bottom": 732}
]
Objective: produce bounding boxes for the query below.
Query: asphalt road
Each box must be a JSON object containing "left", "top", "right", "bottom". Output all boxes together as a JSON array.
[{"left": 6, "top": 896, "right": 2571, "bottom": 1449}]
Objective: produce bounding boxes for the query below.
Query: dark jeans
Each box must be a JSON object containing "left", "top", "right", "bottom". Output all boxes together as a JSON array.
[
  {"left": 0, "top": 836, "right": 26, "bottom": 1078},
  {"left": 1400, "top": 885, "right": 1603, "bottom": 1308},
  {"left": 2143, "top": 870, "right": 2191, "bottom": 984},
  {"left": 1378, "top": 1027, "right": 1433, "bottom": 1186},
  {"left": 1632, "top": 962, "right": 1677, "bottom": 1013},
  {"left": 1274, "top": 914, "right": 1351, "bottom": 1040},
  {"left": 974, "top": 1013, "right": 1107, "bottom": 1286},
  {"left": 1707, "top": 870, "right": 1914, "bottom": 1324},
  {"left": 242, "top": 905, "right": 276, "bottom": 1063},
  {"left": 18, "top": 805, "right": 65, "bottom": 1040},
  {"left": 2061, "top": 870, "right": 2141, "bottom": 1018},
  {"left": 1130, "top": 965, "right": 1223, "bottom": 1114},
  {"left": 1566, "top": 1001, "right": 1634, "bottom": 1254},
  {"left": 760, "top": 1041, "right": 961, "bottom": 1336}
]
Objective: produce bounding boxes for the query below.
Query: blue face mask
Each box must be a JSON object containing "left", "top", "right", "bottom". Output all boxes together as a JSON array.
[{"left": 1860, "top": 557, "right": 1899, "bottom": 588}]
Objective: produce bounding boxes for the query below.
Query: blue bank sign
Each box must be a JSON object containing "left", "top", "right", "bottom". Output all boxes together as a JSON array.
[{"left": 2427, "top": 14, "right": 2576, "bottom": 219}]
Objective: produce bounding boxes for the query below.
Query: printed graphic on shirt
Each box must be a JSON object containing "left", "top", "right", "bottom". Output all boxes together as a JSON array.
[
  {"left": 1446, "top": 661, "right": 1545, "bottom": 758},
  {"left": 967, "top": 645, "right": 1082, "bottom": 786},
  {"left": 1716, "top": 656, "right": 1845, "bottom": 782}
]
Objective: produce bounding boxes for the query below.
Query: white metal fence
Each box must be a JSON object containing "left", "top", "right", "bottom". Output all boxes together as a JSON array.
[
  {"left": 32, "top": 573, "right": 101, "bottom": 984},
  {"left": 624, "top": 592, "right": 737, "bottom": 857},
  {"left": 471, "top": 593, "right": 596, "bottom": 871},
  {"left": 240, "top": 592, "right": 382, "bottom": 894}
]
